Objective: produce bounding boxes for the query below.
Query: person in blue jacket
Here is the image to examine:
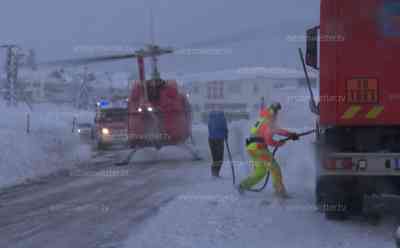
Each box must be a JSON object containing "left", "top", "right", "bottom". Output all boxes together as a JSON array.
[{"left": 208, "top": 108, "right": 228, "bottom": 177}]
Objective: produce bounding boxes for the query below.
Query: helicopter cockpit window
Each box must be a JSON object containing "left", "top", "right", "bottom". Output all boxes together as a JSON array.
[{"left": 147, "top": 79, "right": 165, "bottom": 101}]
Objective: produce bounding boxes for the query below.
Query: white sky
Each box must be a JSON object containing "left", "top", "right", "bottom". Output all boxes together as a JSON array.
[{"left": 0, "top": 0, "right": 319, "bottom": 74}]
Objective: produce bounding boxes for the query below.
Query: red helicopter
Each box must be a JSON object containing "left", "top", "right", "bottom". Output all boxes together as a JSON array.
[
  {"left": 127, "top": 45, "right": 192, "bottom": 149},
  {"left": 37, "top": 24, "right": 268, "bottom": 164},
  {"left": 43, "top": 44, "right": 200, "bottom": 164}
]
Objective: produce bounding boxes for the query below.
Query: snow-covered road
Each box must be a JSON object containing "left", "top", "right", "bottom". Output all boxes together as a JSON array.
[
  {"left": 0, "top": 89, "right": 399, "bottom": 248},
  {"left": 123, "top": 155, "right": 399, "bottom": 248},
  {"left": 1, "top": 145, "right": 398, "bottom": 248},
  {"left": 0, "top": 148, "right": 208, "bottom": 248}
]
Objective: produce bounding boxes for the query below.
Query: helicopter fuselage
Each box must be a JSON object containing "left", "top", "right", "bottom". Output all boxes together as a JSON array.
[{"left": 127, "top": 79, "right": 191, "bottom": 148}]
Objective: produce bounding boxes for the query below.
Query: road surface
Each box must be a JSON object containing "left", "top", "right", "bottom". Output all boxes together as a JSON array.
[
  {"left": 0, "top": 149, "right": 205, "bottom": 248},
  {"left": 1, "top": 89, "right": 400, "bottom": 248}
]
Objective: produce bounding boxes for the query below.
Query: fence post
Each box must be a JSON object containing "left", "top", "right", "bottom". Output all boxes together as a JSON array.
[
  {"left": 72, "top": 116, "right": 77, "bottom": 133},
  {"left": 26, "top": 113, "right": 30, "bottom": 134}
]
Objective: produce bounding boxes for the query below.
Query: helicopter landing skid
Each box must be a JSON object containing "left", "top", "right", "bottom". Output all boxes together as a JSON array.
[
  {"left": 180, "top": 143, "right": 202, "bottom": 161},
  {"left": 115, "top": 148, "right": 137, "bottom": 166}
]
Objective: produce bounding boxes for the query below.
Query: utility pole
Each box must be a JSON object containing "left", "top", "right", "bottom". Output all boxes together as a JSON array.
[
  {"left": 0, "top": 45, "right": 35, "bottom": 109},
  {"left": 1, "top": 45, "right": 19, "bottom": 106},
  {"left": 75, "top": 66, "right": 91, "bottom": 110}
]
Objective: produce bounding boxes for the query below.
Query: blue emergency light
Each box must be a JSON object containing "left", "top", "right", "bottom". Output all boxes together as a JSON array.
[{"left": 98, "top": 100, "right": 110, "bottom": 108}]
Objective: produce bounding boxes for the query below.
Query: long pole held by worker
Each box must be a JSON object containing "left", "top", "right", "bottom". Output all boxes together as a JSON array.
[{"left": 225, "top": 139, "right": 236, "bottom": 185}]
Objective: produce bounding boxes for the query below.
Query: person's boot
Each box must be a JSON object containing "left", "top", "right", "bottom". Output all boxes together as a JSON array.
[
  {"left": 211, "top": 165, "right": 220, "bottom": 178},
  {"left": 214, "top": 165, "right": 222, "bottom": 178},
  {"left": 274, "top": 184, "right": 291, "bottom": 199},
  {"left": 237, "top": 184, "right": 245, "bottom": 195}
]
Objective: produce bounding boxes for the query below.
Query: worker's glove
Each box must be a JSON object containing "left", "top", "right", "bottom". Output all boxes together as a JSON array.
[{"left": 290, "top": 133, "right": 300, "bottom": 141}]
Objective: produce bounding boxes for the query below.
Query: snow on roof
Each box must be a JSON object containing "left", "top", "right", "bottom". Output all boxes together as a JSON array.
[{"left": 173, "top": 66, "right": 317, "bottom": 84}]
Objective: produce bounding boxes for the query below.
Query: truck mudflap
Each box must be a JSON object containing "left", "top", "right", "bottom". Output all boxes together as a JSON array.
[{"left": 319, "top": 152, "right": 400, "bottom": 176}]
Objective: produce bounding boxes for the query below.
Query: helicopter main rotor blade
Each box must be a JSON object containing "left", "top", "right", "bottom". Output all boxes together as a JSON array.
[
  {"left": 0, "top": 44, "right": 18, "bottom": 49},
  {"left": 38, "top": 46, "right": 174, "bottom": 67},
  {"left": 39, "top": 53, "right": 139, "bottom": 67}
]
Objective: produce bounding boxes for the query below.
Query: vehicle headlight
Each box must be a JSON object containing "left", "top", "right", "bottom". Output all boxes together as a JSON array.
[
  {"left": 102, "top": 128, "right": 110, "bottom": 135},
  {"left": 138, "top": 107, "right": 143, "bottom": 113},
  {"left": 147, "top": 107, "right": 153, "bottom": 112}
]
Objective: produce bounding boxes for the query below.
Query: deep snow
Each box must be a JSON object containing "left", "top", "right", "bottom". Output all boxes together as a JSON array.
[
  {"left": 123, "top": 88, "right": 399, "bottom": 248},
  {"left": 0, "top": 85, "right": 398, "bottom": 247},
  {"left": 0, "top": 102, "right": 93, "bottom": 188}
]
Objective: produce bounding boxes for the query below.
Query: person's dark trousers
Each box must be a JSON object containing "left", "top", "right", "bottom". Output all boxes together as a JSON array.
[{"left": 208, "top": 138, "right": 225, "bottom": 177}]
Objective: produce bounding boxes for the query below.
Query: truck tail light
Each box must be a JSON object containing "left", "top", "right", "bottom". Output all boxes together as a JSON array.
[
  {"left": 324, "top": 158, "right": 353, "bottom": 170},
  {"left": 324, "top": 159, "right": 336, "bottom": 170},
  {"left": 341, "top": 159, "right": 354, "bottom": 170}
]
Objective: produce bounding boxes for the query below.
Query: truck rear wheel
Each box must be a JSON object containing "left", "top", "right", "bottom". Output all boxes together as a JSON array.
[
  {"left": 317, "top": 177, "right": 349, "bottom": 220},
  {"left": 323, "top": 197, "right": 348, "bottom": 220},
  {"left": 321, "top": 192, "right": 364, "bottom": 220},
  {"left": 346, "top": 193, "right": 364, "bottom": 216},
  {"left": 317, "top": 176, "right": 364, "bottom": 220}
]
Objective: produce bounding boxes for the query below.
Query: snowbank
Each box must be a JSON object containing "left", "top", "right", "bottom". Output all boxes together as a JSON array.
[
  {"left": 123, "top": 172, "right": 395, "bottom": 248},
  {"left": 0, "top": 102, "right": 93, "bottom": 188},
  {"left": 123, "top": 88, "right": 397, "bottom": 248}
]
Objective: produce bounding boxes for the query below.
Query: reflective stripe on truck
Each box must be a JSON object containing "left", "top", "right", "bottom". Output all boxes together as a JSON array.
[
  {"left": 341, "top": 106, "right": 384, "bottom": 120},
  {"left": 321, "top": 153, "right": 400, "bottom": 176}
]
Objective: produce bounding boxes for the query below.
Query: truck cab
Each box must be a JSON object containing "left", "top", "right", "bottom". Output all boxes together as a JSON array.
[
  {"left": 306, "top": 0, "right": 400, "bottom": 219},
  {"left": 94, "top": 107, "right": 128, "bottom": 150}
]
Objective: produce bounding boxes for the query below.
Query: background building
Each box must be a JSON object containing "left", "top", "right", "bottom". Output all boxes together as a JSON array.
[{"left": 181, "top": 67, "right": 317, "bottom": 123}]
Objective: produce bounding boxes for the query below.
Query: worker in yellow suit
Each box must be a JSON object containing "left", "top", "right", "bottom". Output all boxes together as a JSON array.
[{"left": 239, "top": 102, "right": 299, "bottom": 198}]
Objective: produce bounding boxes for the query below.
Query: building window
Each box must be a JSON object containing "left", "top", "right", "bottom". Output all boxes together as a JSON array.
[
  {"left": 207, "top": 81, "right": 224, "bottom": 99},
  {"left": 218, "top": 81, "right": 224, "bottom": 98},
  {"left": 207, "top": 84, "right": 213, "bottom": 99}
]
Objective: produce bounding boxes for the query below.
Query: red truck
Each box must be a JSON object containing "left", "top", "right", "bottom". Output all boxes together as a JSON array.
[
  {"left": 94, "top": 106, "right": 128, "bottom": 150},
  {"left": 305, "top": 0, "right": 400, "bottom": 219}
]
